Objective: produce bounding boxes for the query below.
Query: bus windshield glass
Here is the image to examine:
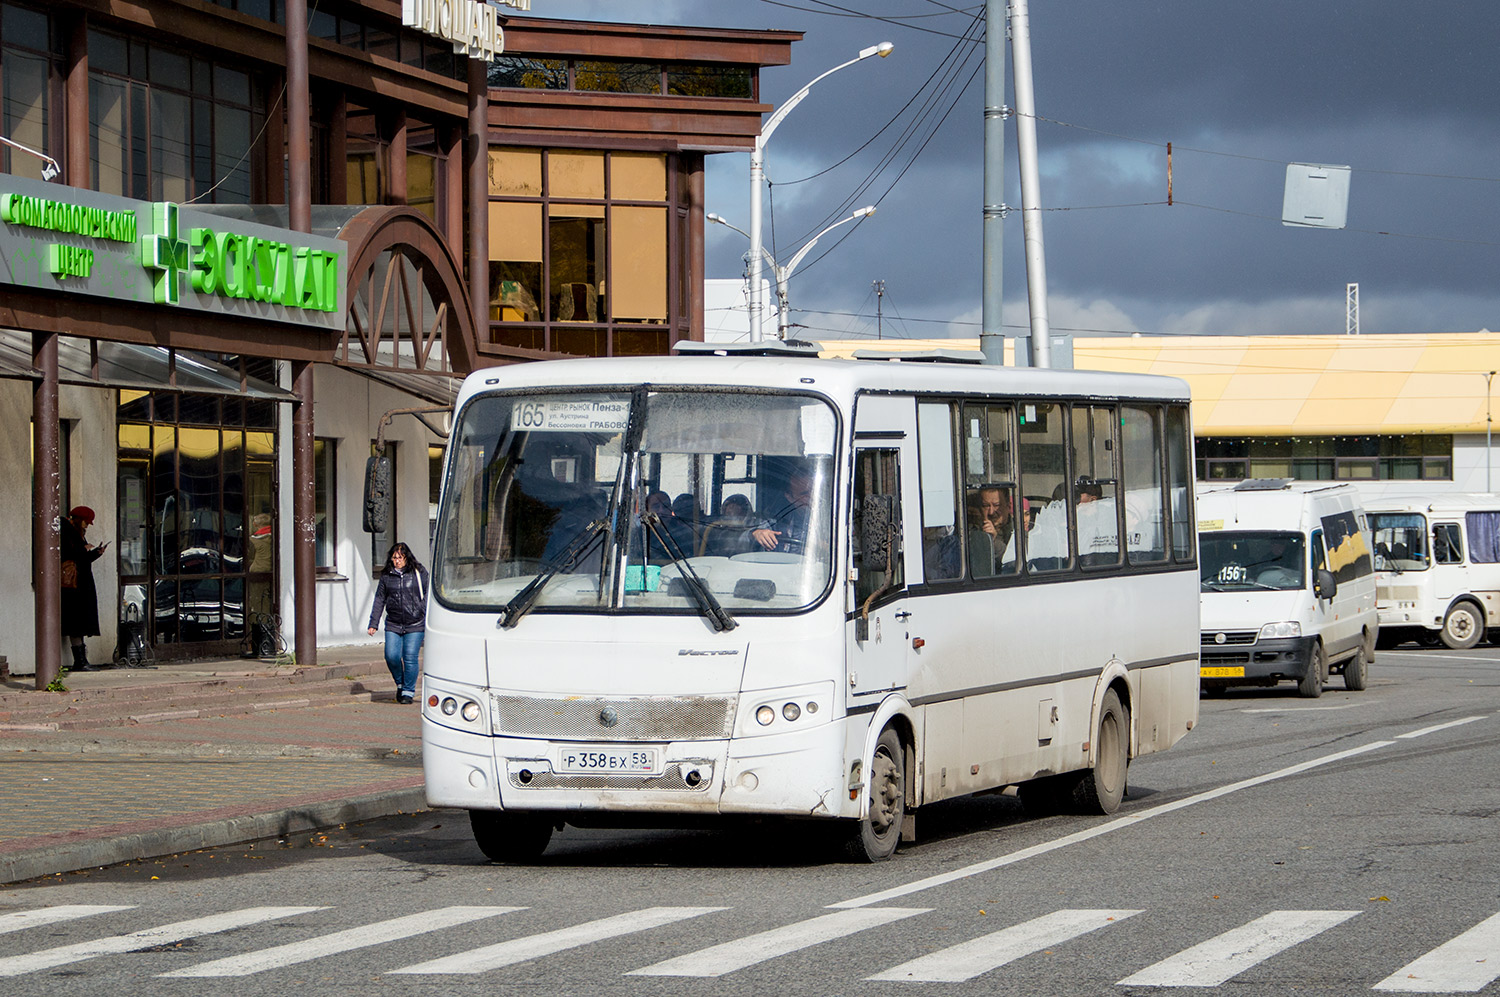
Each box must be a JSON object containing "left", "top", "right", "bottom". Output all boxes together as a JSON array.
[
  {"left": 435, "top": 388, "right": 838, "bottom": 616},
  {"left": 1199, "top": 531, "right": 1306, "bottom": 591},
  {"left": 1369, "top": 513, "right": 1429, "bottom": 571}
]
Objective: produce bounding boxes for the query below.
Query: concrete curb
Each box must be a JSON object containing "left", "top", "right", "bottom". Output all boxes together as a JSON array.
[{"left": 0, "top": 785, "right": 429, "bottom": 885}]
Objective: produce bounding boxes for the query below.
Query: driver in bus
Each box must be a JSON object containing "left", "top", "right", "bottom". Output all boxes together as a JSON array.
[{"left": 750, "top": 468, "right": 815, "bottom": 553}]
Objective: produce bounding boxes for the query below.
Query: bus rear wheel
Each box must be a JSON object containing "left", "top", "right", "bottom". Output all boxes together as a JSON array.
[
  {"left": 469, "top": 809, "right": 554, "bottom": 863},
  {"left": 1072, "top": 689, "right": 1129, "bottom": 815},
  {"left": 843, "top": 727, "right": 905, "bottom": 862}
]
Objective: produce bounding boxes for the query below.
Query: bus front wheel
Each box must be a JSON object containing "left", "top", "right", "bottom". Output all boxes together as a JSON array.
[
  {"left": 1442, "top": 601, "right": 1483, "bottom": 650},
  {"left": 843, "top": 727, "right": 905, "bottom": 863},
  {"left": 469, "top": 809, "right": 554, "bottom": 863},
  {"left": 1073, "top": 689, "right": 1129, "bottom": 815}
]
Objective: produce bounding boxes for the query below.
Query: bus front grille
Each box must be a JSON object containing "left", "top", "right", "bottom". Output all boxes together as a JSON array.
[
  {"left": 1200, "top": 631, "right": 1258, "bottom": 646},
  {"left": 491, "top": 694, "right": 737, "bottom": 741}
]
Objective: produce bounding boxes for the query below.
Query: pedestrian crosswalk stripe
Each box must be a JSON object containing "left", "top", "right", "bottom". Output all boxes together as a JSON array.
[
  {"left": 0, "top": 906, "right": 135, "bottom": 936},
  {"left": 627, "top": 907, "right": 930, "bottom": 978},
  {"left": 389, "top": 906, "right": 726, "bottom": 975},
  {"left": 1373, "top": 910, "right": 1500, "bottom": 992},
  {"left": 159, "top": 906, "right": 523, "bottom": 978},
  {"left": 1117, "top": 910, "right": 1361, "bottom": 987},
  {"left": 868, "top": 908, "right": 1142, "bottom": 982},
  {"left": 0, "top": 906, "right": 324, "bottom": 977}
]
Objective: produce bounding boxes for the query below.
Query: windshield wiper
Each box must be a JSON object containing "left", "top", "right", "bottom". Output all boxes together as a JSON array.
[
  {"left": 642, "top": 513, "right": 737, "bottom": 633},
  {"left": 498, "top": 519, "right": 609, "bottom": 629}
]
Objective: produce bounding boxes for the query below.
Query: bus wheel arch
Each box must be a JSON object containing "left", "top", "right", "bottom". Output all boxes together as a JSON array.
[{"left": 1442, "top": 598, "right": 1484, "bottom": 650}]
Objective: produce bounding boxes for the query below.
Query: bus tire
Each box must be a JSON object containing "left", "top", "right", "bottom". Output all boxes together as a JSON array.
[
  {"left": 1298, "top": 642, "right": 1325, "bottom": 698},
  {"left": 469, "top": 809, "right": 553, "bottom": 863},
  {"left": 1442, "top": 601, "right": 1483, "bottom": 650},
  {"left": 1072, "top": 689, "right": 1128, "bottom": 815},
  {"left": 843, "top": 727, "right": 905, "bottom": 862}
]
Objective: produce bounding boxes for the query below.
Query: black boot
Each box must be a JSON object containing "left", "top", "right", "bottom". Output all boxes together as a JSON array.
[{"left": 70, "top": 644, "right": 94, "bottom": 672}]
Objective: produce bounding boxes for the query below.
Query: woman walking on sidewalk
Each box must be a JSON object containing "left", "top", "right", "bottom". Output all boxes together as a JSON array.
[
  {"left": 367, "top": 541, "right": 429, "bottom": 704},
  {"left": 61, "top": 506, "right": 109, "bottom": 672}
]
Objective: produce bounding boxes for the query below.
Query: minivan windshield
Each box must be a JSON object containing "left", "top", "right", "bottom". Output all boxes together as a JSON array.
[
  {"left": 433, "top": 388, "right": 837, "bottom": 619},
  {"left": 1199, "top": 531, "right": 1306, "bottom": 591}
]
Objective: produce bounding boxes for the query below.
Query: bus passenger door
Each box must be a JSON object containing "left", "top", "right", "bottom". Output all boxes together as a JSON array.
[{"left": 847, "top": 401, "right": 919, "bottom": 703}]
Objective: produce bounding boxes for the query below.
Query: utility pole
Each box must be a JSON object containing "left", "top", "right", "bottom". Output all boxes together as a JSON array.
[
  {"left": 873, "top": 279, "right": 885, "bottom": 339},
  {"left": 979, "top": 0, "right": 1007, "bottom": 365},
  {"left": 1010, "top": 0, "right": 1051, "bottom": 368}
]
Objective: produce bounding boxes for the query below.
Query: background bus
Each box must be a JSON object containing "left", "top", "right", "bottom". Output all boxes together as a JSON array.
[
  {"left": 1369, "top": 494, "right": 1500, "bottom": 649},
  {"left": 419, "top": 352, "right": 1201, "bottom": 862}
]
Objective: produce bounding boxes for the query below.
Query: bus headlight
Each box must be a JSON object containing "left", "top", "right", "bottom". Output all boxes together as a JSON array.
[
  {"left": 756, "top": 705, "right": 776, "bottom": 726},
  {"left": 461, "top": 701, "right": 481, "bottom": 722},
  {"left": 782, "top": 702, "right": 801, "bottom": 721},
  {"left": 441, "top": 697, "right": 459, "bottom": 715},
  {"left": 1259, "top": 621, "right": 1303, "bottom": 640}
]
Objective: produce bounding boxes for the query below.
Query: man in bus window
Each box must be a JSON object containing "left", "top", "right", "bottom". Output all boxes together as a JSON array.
[{"left": 751, "top": 469, "right": 814, "bottom": 552}]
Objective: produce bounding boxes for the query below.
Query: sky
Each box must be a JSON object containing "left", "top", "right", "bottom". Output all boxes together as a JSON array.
[{"left": 509, "top": 1, "right": 1500, "bottom": 342}]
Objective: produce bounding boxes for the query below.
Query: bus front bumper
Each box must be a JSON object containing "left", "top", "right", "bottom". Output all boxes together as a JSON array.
[{"left": 423, "top": 714, "right": 854, "bottom": 819}]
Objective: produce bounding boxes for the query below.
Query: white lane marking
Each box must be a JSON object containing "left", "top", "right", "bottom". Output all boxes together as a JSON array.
[
  {"left": 160, "top": 906, "right": 521, "bottom": 977},
  {"left": 1241, "top": 705, "right": 1362, "bottom": 713},
  {"left": 391, "top": 907, "right": 724, "bottom": 975},
  {"left": 1118, "top": 910, "right": 1360, "bottom": 987},
  {"left": 627, "top": 907, "right": 929, "bottom": 977},
  {"left": 867, "top": 908, "right": 1141, "bottom": 983},
  {"left": 1382, "top": 652, "right": 1500, "bottom": 663},
  {"left": 830, "top": 741, "right": 1394, "bottom": 909},
  {"left": 1397, "top": 716, "right": 1487, "bottom": 739},
  {"left": 0, "top": 907, "right": 324, "bottom": 977},
  {"left": 1374, "top": 911, "right": 1500, "bottom": 992},
  {"left": 0, "top": 906, "right": 135, "bottom": 936}
]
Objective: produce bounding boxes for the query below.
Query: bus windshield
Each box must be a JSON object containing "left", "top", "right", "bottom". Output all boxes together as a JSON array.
[
  {"left": 1199, "top": 531, "right": 1306, "bottom": 591},
  {"left": 1369, "top": 513, "right": 1429, "bottom": 572},
  {"left": 434, "top": 388, "right": 838, "bottom": 618}
]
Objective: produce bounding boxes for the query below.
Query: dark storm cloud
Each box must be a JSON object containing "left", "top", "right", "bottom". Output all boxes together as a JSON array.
[{"left": 517, "top": 2, "right": 1500, "bottom": 337}]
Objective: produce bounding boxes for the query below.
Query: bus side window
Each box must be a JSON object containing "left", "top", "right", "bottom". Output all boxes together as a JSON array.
[
  {"left": 853, "top": 449, "right": 904, "bottom": 607},
  {"left": 1434, "top": 523, "right": 1464, "bottom": 564}
]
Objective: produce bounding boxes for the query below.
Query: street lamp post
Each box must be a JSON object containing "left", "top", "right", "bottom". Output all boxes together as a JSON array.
[
  {"left": 749, "top": 41, "right": 893, "bottom": 341},
  {"left": 710, "top": 206, "right": 876, "bottom": 339},
  {"left": 1487, "top": 370, "right": 1496, "bottom": 492}
]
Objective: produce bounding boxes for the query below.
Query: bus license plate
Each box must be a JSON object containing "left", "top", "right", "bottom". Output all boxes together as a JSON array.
[
  {"left": 1200, "top": 666, "right": 1245, "bottom": 678},
  {"left": 554, "top": 746, "right": 661, "bottom": 776}
]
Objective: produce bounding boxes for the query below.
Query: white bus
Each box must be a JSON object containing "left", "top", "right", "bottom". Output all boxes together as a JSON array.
[
  {"left": 419, "top": 350, "right": 1201, "bottom": 862},
  {"left": 1368, "top": 494, "right": 1500, "bottom": 649}
]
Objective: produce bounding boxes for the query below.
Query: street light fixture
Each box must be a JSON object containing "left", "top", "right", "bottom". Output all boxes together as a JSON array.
[
  {"left": 748, "top": 41, "right": 893, "bottom": 341},
  {"left": 710, "top": 205, "right": 876, "bottom": 340}
]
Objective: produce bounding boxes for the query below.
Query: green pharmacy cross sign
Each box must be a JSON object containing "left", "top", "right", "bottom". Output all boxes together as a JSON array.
[{"left": 0, "top": 175, "right": 346, "bottom": 331}]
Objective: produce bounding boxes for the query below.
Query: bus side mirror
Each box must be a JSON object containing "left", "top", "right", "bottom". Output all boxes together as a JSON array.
[
  {"left": 1314, "top": 568, "right": 1337, "bottom": 600},
  {"left": 363, "top": 455, "right": 392, "bottom": 534}
]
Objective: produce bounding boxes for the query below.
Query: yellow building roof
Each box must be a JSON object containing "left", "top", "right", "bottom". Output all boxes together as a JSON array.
[{"left": 816, "top": 333, "right": 1500, "bottom": 435}]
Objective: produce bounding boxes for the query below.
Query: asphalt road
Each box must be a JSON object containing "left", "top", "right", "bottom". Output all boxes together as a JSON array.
[{"left": 2, "top": 644, "right": 1498, "bottom": 996}]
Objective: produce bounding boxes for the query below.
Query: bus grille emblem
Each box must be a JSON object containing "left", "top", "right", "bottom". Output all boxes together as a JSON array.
[{"left": 598, "top": 707, "right": 619, "bottom": 728}]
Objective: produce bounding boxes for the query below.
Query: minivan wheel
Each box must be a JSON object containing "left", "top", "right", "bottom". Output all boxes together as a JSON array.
[
  {"left": 1298, "top": 642, "right": 1325, "bottom": 698},
  {"left": 1442, "top": 601, "right": 1483, "bottom": 650},
  {"left": 1344, "top": 632, "right": 1371, "bottom": 692}
]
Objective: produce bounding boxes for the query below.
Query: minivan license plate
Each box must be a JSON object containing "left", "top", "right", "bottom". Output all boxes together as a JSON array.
[
  {"left": 1200, "top": 666, "right": 1245, "bottom": 678},
  {"left": 555, "top": 746, "right": 661, "bottom": 775}
]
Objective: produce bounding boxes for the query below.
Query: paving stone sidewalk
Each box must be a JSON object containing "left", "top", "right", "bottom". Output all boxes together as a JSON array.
[{"left": 0, "top": 644, "right": 428, "bottom": 884}]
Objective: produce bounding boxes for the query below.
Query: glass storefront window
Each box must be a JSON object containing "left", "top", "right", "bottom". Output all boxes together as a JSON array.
[
  {"left": 489, "top": 148, "right": 673, "bottom": 355},
  {"left": 575, "top": 60, "right": 660, "bottom": 94}
]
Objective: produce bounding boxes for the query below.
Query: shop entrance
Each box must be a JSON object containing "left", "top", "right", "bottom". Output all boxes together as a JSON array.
[{"left": 116, "top": 363, "right": 281, "bottom": 660}]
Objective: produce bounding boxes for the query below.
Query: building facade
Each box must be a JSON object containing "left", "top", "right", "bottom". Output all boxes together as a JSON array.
[{"left": 0, "top": 0, "right": 797, "bottom": 682}]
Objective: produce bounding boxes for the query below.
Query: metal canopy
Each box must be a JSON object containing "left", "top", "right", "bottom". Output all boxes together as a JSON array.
[{"left": 0, "top": 331, "right": 295, "bottom": 400}]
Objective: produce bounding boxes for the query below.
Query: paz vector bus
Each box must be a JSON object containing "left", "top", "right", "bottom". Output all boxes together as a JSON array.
[{"left": 411, "top": 348, "right": 1201, "bottom": 862}]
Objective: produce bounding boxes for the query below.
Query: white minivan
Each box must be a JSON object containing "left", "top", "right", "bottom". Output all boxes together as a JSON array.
[{"left": 1196, "top": 480, "right": 1378, "bottom": 697}]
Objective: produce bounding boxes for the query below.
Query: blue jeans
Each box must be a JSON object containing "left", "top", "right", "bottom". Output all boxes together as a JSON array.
[{"left": 384, "top": 630, "right": 424, "bottom": 697}]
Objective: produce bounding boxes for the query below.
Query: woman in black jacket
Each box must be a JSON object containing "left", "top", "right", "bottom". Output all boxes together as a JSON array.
[{"left": 366, "top": 541, "right": 429, "bottom": 704}]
